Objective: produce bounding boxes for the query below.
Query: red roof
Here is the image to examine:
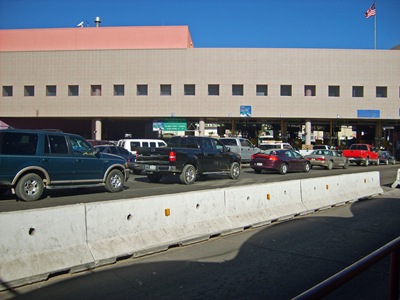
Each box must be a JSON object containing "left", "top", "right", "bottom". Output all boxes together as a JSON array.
[{"left": 0, "top": 26, "right": 194, "bottom": 51}]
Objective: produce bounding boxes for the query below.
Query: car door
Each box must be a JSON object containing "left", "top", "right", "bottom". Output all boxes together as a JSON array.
[
  {"left": 239, "top": 138, "right": 259, "bottom": 162},
  {"left": 288, "top": 150, "right": 305, "bottom": 171},
  {"left": 69, "top": 136, "right": 104, "bottom": 181},
  {"left": 41, "top": 134, "right": 75, "bottom": 182},
  {"left": 211, "top": 139, "right": 231, "bottom": 171}
]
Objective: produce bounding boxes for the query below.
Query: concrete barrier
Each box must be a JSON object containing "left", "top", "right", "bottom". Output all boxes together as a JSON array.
[
  {"left": 391, "top": 168, "right": 400, "bottom": 188},
  {"left": 85, "top": 189, "right": 233, "bottom": 267},
  {"left": 301, "top": 172, "right": 383, "bottom": 211},
  {"left": 0, "top": 204, "right": 93, "bottom": 288},
  {"left": 0, "top": 172, "right": 383, "bottom": 289},
  {"left": 224, "top": 180, "right": 307, "bottom": 229}
]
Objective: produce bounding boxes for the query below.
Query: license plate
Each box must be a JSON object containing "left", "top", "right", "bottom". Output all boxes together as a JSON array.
[{"left": 256, "top": 163, "right": 263, "bottom": 166}]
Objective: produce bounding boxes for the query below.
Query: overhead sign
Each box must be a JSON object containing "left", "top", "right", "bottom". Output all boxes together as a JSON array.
[
  {"left": 163, "top": 118, "right": 187, "bottom": 131},
  {"left": 357, "top": 109, "right": 380, "bottom": 118},
  {"left": 240, "top": 105, "right": 252, "bottom": 117}
]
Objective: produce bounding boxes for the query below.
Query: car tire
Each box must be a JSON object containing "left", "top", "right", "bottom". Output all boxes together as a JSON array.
[
  {"left": 147, "top": 173, "right": 163, "bottom": 183},
  {"left": 254, "top": 169, "right": 262, "bottom": 174},
  {"left": 303, "top": 162, "right": 311, "bottom": 173},
  {"left": 326, "top": 161, "right": 333, "bottom": 170},
  {"left": 279, "top": 163, "right": 288, "bottom": 175},
  {"left": 105, "top": 169, "right": 124, "bottom": 192},
  {"left": 385, "top": 159, "right": 389, "bottom": 165},
  {"left": 229, "top": 162, "right": 240, "bottom": 180},
  {"left": 15, "top": 173, "right": 44, "bottom": 202},
  {"left": 180, "top": 164, "right": 196, "bottom": 185},
  {"left": 364, "top": 157, "right": 369, "bottom": 166}
]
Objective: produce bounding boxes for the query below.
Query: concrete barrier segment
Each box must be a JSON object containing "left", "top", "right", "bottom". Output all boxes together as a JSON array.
[
  {"left": 85, "top": 189, "right": 233, "bottom": 267},
  {"left": 0, "top": 204, "right": 93, "bottom": 290},
  {"left": 224, "top": 180, "right": 307, "bottom": 229},
  {"left": 391, "top": 168, "right": 400, "bottom": 188},
  {"left": 300, "top": 171, "right": 383, "bottom": 212}
]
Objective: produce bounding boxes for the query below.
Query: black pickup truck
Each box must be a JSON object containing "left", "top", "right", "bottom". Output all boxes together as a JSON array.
[{"left": 134, "top": 136, "right": 241, "bottom": 184}]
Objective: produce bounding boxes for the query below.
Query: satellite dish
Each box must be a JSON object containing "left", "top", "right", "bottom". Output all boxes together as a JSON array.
[{"left": 77, "top": 21, "right": 84, "bottom": 28}]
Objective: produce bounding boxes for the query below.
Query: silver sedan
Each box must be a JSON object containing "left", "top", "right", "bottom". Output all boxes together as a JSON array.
[{"left": 304, "top": 150, "right": 349, "bottom": 170}]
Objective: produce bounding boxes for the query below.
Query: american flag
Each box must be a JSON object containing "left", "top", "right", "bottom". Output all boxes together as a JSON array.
[{"left": 365, "top": 3, "right": 376, "bottom": 18}]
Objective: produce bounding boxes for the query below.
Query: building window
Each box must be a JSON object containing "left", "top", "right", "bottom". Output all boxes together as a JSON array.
[
  {"left": 91, "top": 85, "right": 102, "bottom": 96},
  {"left": 160, "top": 84, "right": 171, "bottom": 96},
  {"left": 328, "top": 86, "right": 340, "bottom": 97},
  {"left": 352, "top": 86, "right": 364, "bottom": 97},
  {"left": 24, "top": 85, "right": 34, "bottom": 97},
  {"left": 137, "top": 84, "right": 148, "bottom": 96},
  {"left": 256, "top": 85, "right": 268, "bottom": 96},
  {"left": 46, "top": 85, "right": 57, "bottom": 96},
  {"left": 68, "top": 85, "right": 79, "bottom": 96},
  {"left": 114, "top": 85, "right": 125, "bottom": 96},
  {"left": 304, "top": 85, "right": 316, "bottom": 96},
  {"left": 2, "top": 86, "right": 13, "bottom": 97},
  {"left": 376, "top": 86, "right": 387, "bottom": 98},
  {"left": 184, "top": 84, "right": 195, "bottom": 96},
  {"left": 280, "top": 85, "right": 292, "bottom": 96},
  {"left": 232, "top": 84, "right": 244, "bottom": 96},
  {"left": 208, "top": 84, "right": 219, "bottom": 96}
]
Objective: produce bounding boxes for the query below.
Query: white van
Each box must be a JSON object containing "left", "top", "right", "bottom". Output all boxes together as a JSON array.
[{"left": 117, "top": 139, "right": 167, "bottom": 155}]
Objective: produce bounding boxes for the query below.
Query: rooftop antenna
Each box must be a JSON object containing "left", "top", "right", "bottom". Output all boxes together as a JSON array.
[{"left": 95, "top": 16, "right": 101, "bottom": 27}]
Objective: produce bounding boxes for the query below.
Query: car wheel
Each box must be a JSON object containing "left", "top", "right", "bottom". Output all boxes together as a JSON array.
[
  {"left": 105, "top": 169, "right": 124, "bottom": 192},
  {"left": 229, "top": 162, "right": 240, "bottom": 180},
  {"left": 15, "top": 173, "right": 44, "bottom": 201},
  {"left": 279, "top": 163, "right": 288, "bottom": 175},
  {"left": 364, "top": 157, "right": 369, "bottom": 166},
  {"left": 180, "top": 164, "right": 196, "bottom": 185},
  {"left": 326, "top": 161, "right": 333, "bottom": 170},
  {"left": 385, "top": 159, "right": 389, "bottom": 165},
  {"left": 147, "top": 173, "right": 163, "bottom": 183},
  {"left": 303, "top": 162, "right": 311, "bottom": 173},
  {"left": 254, "top": 169, "right": 262, "bottom": 174}
]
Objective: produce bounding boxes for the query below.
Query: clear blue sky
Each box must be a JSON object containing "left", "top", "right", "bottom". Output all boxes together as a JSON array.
[{"left": 0, "top": 0, "right": 399, "bottom": 50}]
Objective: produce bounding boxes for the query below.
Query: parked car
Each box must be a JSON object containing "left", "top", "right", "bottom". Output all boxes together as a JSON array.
[
  {"left": 378, "top": 151, "right": 396, "bottom": 165},
  {"left": 117, "top": 139, "right": 167, "bottom": 155},
  {"left": 304, "top": 149, "right": 349, "bottom": 170},
  {"left": 0, "top": 129, "right": 130, "bottom": 201},
  {"left": 250, "top": 149, "right": 310, "bottom": 175},
  {"left": 134, "top": 136, "right": 241, "bottom": 184},
  {"left": 219, "top": 137, "right": 260, "bottom": 163},
  {"left": 342, "top": 144, "right": 379, "bottom": 166},
  {"left": 94, "top": 145, "right": 136, "bottom": 172}
]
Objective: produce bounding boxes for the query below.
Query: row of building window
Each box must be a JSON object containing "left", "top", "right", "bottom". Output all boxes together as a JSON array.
[{"left": 1, "top": 84, "right": 393, "bottom": 98}]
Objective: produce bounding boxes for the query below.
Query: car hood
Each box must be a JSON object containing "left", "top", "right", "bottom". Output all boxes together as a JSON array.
[{"left": 99, "top": 152, "right": 126, "bottom": 163}]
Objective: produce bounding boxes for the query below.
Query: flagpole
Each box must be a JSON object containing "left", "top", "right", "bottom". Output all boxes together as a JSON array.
[{"left": 374, "top": 1, "right": 377, "bottom": 49}]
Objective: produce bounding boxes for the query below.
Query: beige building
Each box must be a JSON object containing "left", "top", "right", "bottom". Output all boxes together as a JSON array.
[{"left": 1, "top": 25, "right": 399, "bottom": 150}]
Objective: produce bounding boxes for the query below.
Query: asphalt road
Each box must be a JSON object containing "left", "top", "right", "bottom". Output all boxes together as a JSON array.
[
  {"left": 1, "top": 178, "right": 399, "bottom": 299},
  {"left": 0, "top": 164, "right": 399, "bottom": 212}
]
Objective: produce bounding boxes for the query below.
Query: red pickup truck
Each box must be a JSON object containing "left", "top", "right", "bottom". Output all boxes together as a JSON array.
[{"left": 342, "top": 144, "right": 379, "bottom": 166}]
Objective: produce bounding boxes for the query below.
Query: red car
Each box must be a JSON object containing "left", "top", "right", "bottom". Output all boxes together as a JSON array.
[{"left": 250, "top": 149, "right": 311, "bottom": 174}]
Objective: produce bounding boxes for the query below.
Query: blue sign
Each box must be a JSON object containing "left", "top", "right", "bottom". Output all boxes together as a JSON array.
[
  {"left": 357, "top": 110, "right": 380, "bottom": 118},
  {"left": 240, "top": 105, "right": 252, "bottom": 117}
]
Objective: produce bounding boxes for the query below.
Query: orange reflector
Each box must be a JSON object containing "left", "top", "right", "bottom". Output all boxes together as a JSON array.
[
  {"left": 267, "top": 194, "right": 271, "bottom": 200},
  {"left": 165, "top": 208, "right": 170, "bottom": 216},
  {"left": 326, "top": 184, "right": 329, "bottom": 190}
]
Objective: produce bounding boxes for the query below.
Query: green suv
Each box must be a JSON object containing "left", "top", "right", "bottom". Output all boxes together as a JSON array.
[{"left": 0, "top": 129, "right": 130, "bottom": 201}]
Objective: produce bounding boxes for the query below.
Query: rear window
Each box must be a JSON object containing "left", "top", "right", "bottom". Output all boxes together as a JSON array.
[
  {"left": 220, "top": 139, "right": 237, "bottom": 146},
  {"left": 0, "top": 132, "right": 38, "bottom": 155}
]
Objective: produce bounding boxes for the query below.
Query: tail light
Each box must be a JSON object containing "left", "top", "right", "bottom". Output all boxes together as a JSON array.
[
  {"left": 268, "top": 155, "right": 278, "bottom": 161},
  {"left": 169, "top": 151, "right": 176, "bottom": 162},
  {"left": 315, "top": 157, "right": 326, "bottom": 161}
]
